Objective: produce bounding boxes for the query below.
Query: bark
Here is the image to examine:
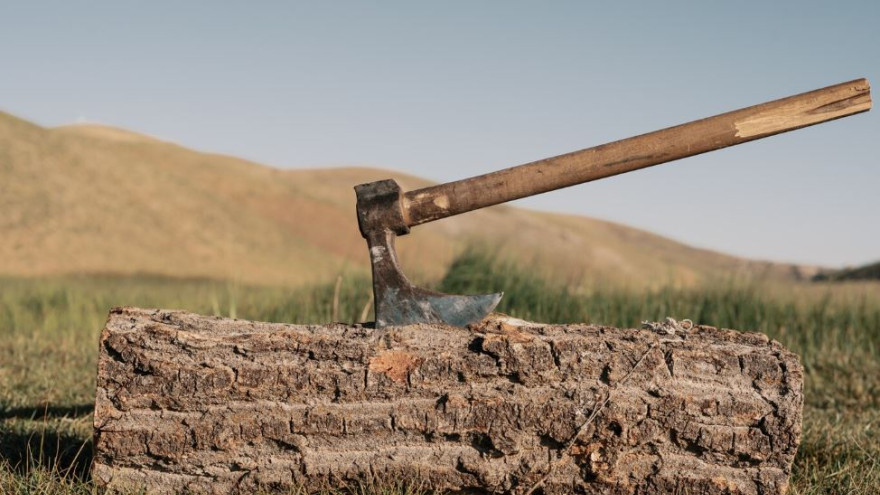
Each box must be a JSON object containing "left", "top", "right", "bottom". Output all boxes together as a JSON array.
[{"left": 92, "top": 308, "right": 803, "bottom": 494}]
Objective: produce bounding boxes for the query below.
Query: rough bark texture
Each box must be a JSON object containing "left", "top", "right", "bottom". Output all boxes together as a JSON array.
[{"left": 93, "top": 308, "right": 803, "bottom": 494}]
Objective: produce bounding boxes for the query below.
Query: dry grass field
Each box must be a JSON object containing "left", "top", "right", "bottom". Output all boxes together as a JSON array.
[{"left": 1, "top": 110, "right": 812, "bottom": 289}]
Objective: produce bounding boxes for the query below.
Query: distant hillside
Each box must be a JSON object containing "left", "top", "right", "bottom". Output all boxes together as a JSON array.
[
  {"left": 813, "top": 261, "right": 880, "bottom": 282},
  {"left": 0, "top": 111, "right": 812, "bottom": 288}
]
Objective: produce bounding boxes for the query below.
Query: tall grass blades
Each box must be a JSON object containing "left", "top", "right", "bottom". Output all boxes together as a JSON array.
[{"left": 1, "top": 248, "right": 878, "bottom": 493}]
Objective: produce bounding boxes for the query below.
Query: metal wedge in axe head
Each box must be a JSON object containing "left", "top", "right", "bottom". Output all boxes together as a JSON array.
[{"left": 355, "top": 78, "right": 872, "bottom": 328}]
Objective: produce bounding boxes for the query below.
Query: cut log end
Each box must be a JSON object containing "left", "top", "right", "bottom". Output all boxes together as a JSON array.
[{"left": 92, "top": 308, "right": 804, "bottom": 494}]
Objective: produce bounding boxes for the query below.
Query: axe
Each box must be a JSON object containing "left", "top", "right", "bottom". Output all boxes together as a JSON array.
[{"left": 355, "top": 79, "right": 871, "bottom": 328}]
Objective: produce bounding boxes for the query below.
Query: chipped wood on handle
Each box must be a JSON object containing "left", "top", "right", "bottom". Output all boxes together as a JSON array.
[
  {"left": 404, "top": 78, "right": 871, "bottom": 226},
  {"left": 92, "top": 308, "right": 804, "bottom": 495}
]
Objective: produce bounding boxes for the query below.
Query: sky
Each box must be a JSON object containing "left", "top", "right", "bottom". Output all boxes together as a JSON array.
[{"left": 1, "top": 1, "right": 877, "bottom": 267}]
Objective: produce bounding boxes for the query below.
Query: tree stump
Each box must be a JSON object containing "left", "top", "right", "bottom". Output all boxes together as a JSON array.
[{"left": 92, "top": 308, "right": 803, "bottom": 494}]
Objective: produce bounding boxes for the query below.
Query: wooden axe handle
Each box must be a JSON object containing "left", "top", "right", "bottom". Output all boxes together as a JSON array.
[{"left": 401, "top": 78, "right": 871, "bottom": 227}]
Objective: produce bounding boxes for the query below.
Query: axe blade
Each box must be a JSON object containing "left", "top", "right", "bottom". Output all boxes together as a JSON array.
[
  {"left": 366, "top": 228, "right": 501, "bottom": 328},
  {"left": 377, "top": 286, "right": 503, "bottom": 328}
]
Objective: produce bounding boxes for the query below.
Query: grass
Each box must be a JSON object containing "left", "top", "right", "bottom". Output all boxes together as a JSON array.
[{"left": 1, "top": 250, "right": 879, "bottom": 493}]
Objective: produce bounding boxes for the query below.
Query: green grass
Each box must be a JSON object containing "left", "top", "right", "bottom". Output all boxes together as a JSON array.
[{"left": 2, "top": 250, "right": 879, "bottom": 493}]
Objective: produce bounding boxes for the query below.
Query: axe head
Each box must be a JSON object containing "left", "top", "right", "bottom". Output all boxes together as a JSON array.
[{"left": 355, "top": 179, "right": 502, "bottom": 328}]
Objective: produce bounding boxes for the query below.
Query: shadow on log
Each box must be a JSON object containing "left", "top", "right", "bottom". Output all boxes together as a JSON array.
[{"left": 92, "top": 308, "right": 803, "bottom": 494}]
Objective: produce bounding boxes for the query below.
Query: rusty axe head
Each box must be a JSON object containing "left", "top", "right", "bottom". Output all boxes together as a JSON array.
[{"left": 355, "top": 179, "right": 502, "bottom": 328}]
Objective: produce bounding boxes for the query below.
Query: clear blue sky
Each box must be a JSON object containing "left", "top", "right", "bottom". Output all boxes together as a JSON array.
[{"left": 2, "top": 1, "right": 877, "bottom": 267}]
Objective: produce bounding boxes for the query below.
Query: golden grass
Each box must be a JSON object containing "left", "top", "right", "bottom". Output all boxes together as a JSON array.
[{"left": 1, "top": 110, "right": 810, "bottom": 290}]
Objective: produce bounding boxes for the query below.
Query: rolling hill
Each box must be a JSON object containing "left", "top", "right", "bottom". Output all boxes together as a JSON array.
[
  {"left": 813, "top": 260, "right": 880, "bottom": 282},
  {"left": 0, "top": 110, "right": 813, "bottom": 289}
]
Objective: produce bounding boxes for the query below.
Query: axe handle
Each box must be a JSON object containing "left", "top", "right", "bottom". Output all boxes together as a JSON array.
[{"left": 401, "top": 78, "right": 871, "bottom": 227}]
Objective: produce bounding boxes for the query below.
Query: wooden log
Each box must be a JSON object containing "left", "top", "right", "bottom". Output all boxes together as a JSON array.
[{"left": 92, "top": 308, "right": 803, "bottom": 494}]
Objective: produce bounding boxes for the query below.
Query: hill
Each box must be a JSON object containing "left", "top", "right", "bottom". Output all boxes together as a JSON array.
[
  {"left": 0, "top": 111, "right": 812, "bottom": 288},
  {"left": 813, "top": 260, "right": 880, "bottom": 282}
]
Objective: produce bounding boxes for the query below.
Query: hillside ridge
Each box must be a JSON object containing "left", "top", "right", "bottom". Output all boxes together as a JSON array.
[{"left": 0, "top": 110, "right": 811, "bottom": 288}]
